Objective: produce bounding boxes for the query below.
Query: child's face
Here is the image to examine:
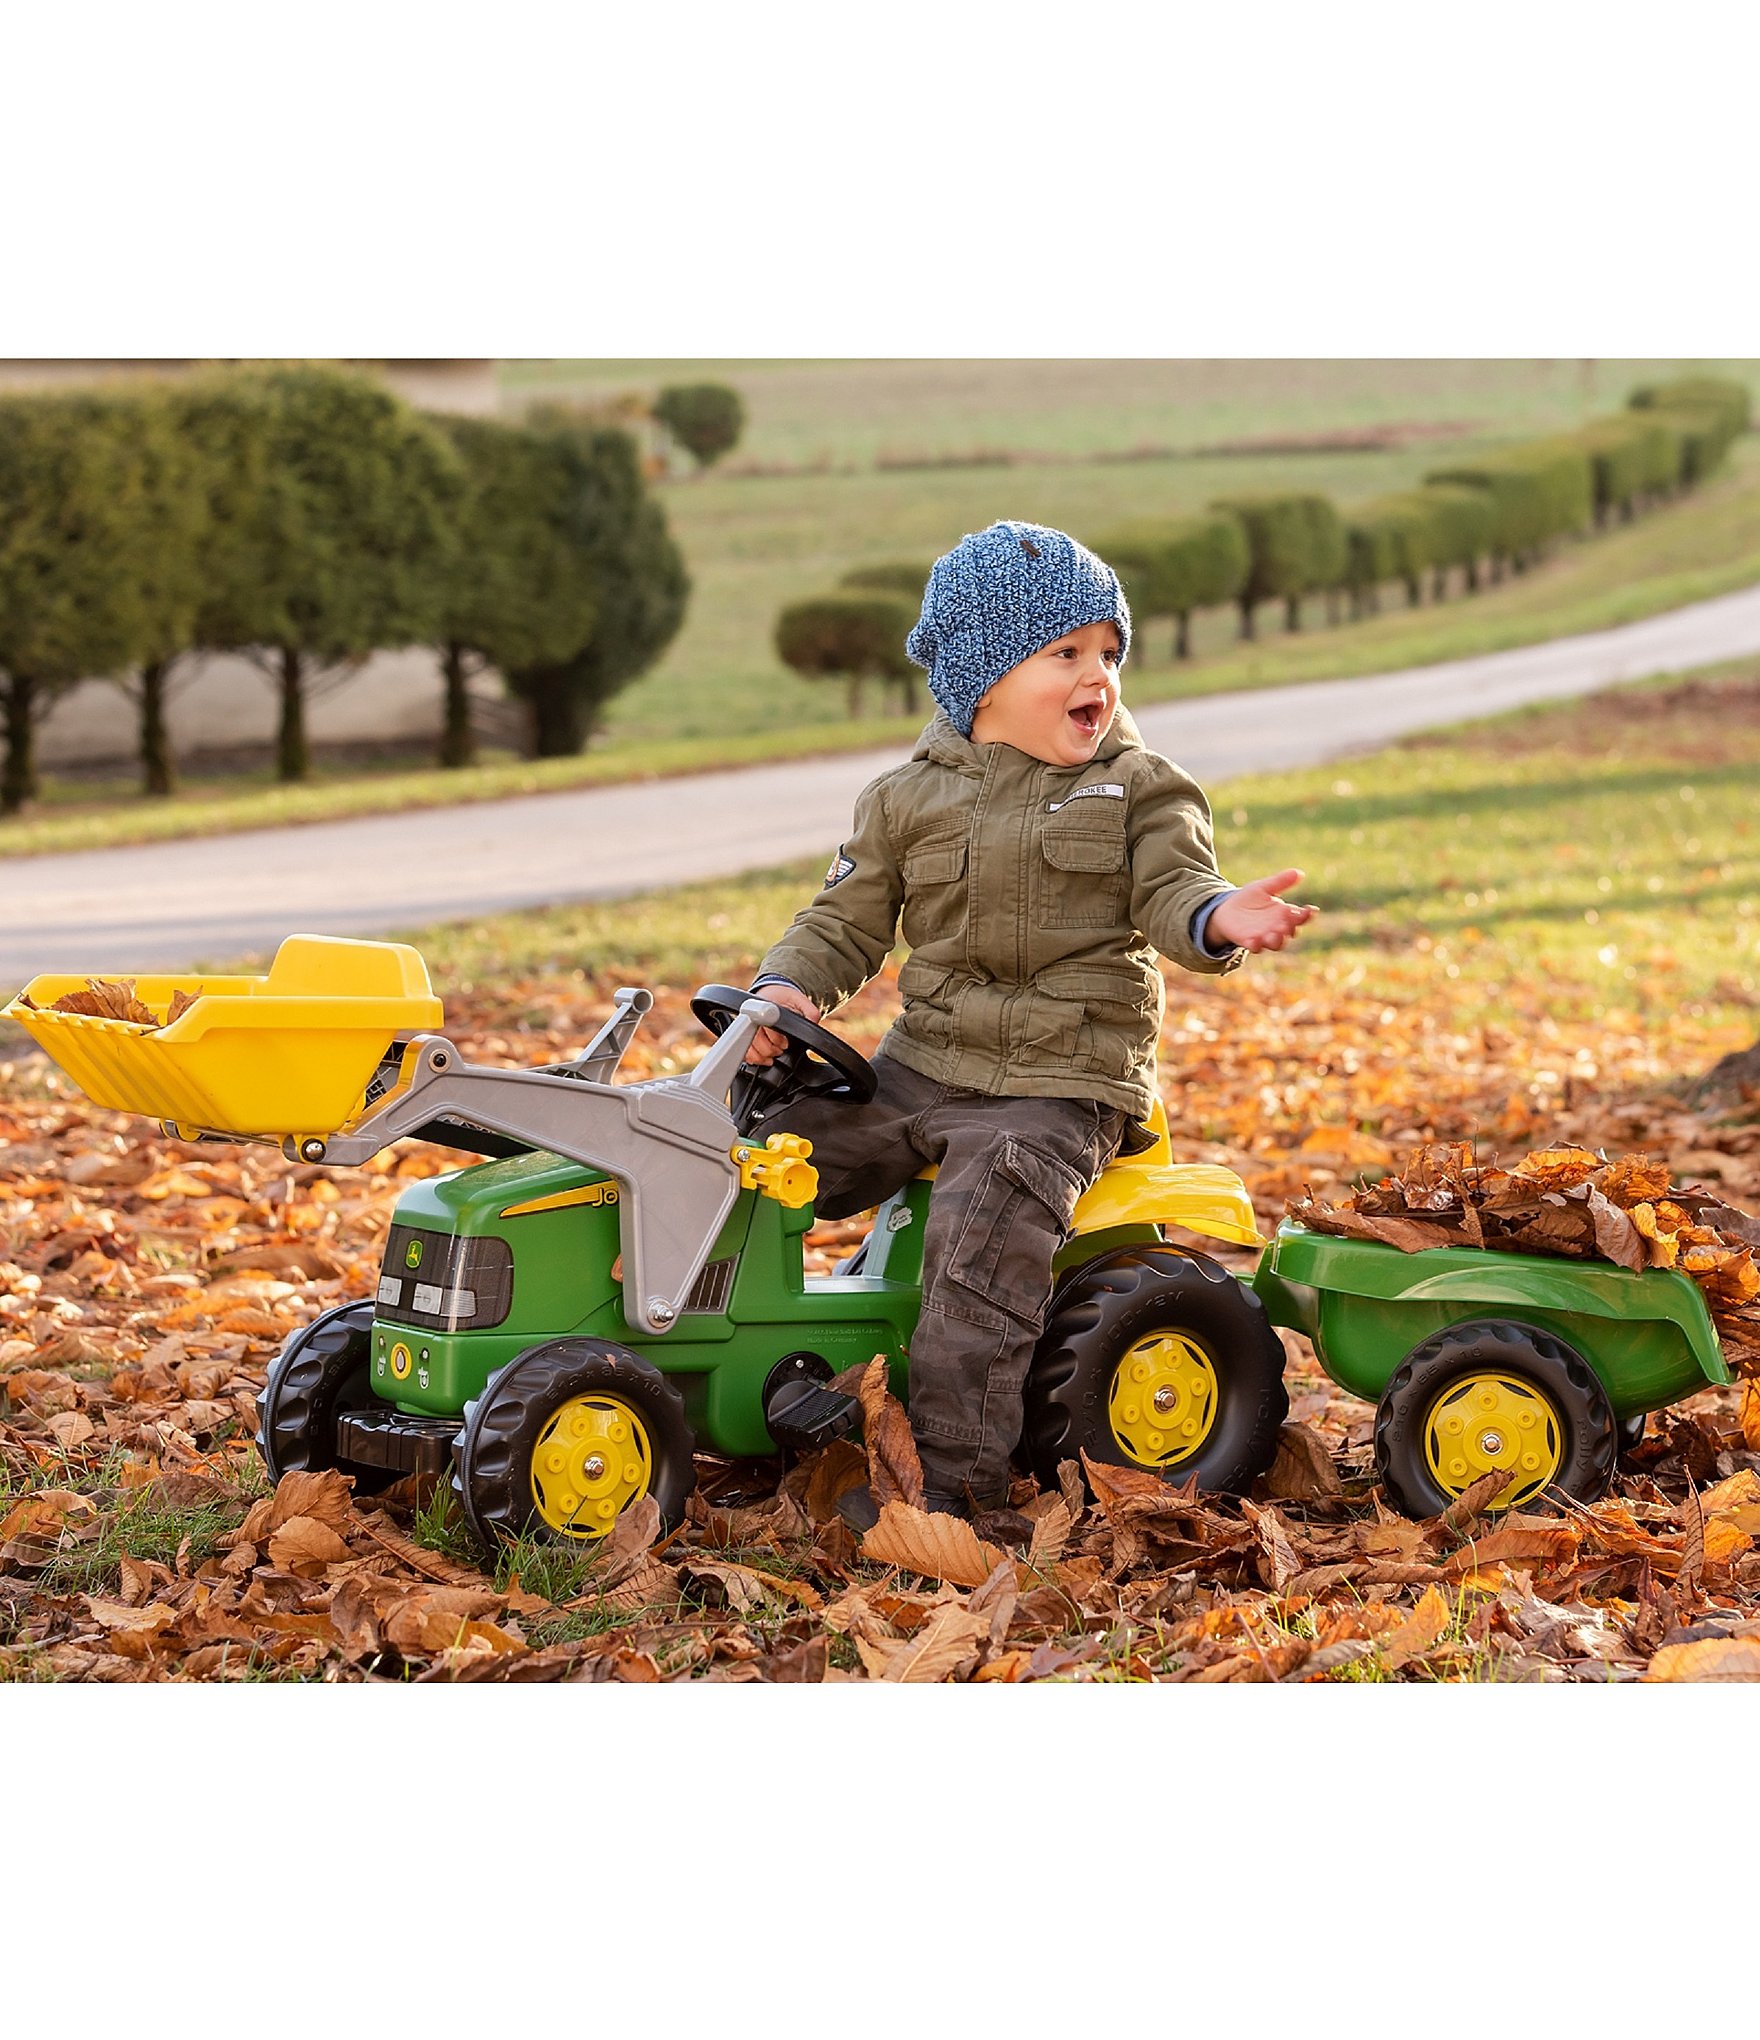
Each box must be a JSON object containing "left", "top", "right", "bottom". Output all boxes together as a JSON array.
[{"left": 969, "top": 621, "right": 1123, "bottom": 766}]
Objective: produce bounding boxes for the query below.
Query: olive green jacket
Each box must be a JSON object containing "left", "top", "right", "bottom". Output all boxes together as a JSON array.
[{"left": 757, "top": 707, "right": 1241, "bottom": 1119}]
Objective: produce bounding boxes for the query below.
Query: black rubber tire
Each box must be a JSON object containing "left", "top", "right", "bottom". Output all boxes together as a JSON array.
[
  {"left": 1022, "top": 1246, "right": 1288, "bottom": 1497},
  {"left": 255, "top": 1299, "right": 398, "bottom": 1493},
  {"left": 1373, "top": 1318, "right": 1617, "bottom": 1518},
  {"left": 452, "top": 1337, "right": 695, "bottom": 1548}
]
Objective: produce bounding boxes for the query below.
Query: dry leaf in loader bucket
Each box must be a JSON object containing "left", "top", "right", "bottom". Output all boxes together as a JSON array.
[{"left": 43, "top": 977, "right": 163, "bottom": 1025}]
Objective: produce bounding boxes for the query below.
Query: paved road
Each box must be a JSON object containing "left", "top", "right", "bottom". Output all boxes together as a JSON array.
[{"left": 8, "top": 581, "right": 1760, "bottom": 986}]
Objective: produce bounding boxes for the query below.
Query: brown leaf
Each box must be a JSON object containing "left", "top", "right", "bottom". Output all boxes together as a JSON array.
[
  {"left": 1440, "top": 1516, "right": 1582, "bottom": 1576},
  {"left": 883, "top": 1599, "right": 991, "bottom": 1683},
  {"left": 1242, "top": 1499, "right": 1302, "bottom": 1592},
  {"left": 1437, "top": 1467, "right": 1516, "bottom": 1541},
  {"left": 591, "top": 1495, "right": 662, "bottom": 1588},
  {"left": 1057, "top": 1458, "right": 1087, "bottom": 1526},
  {"left": 765, "top": 1635, "right": 829, "bottom": 1682},
  {"left": 857, "top": 1356, "right": 923, "bottom": 1509},
  {"left": 1261, "top": 1421, "right": 1344, "bottom": 1501},
  {"left": 381, "top": 1585, "right": 511, "bottom": 1655},
  {"left": 1678, "top": 1481, "right": 1706, "bottom": 1595},
  {"left": 48, "top": 977, "right": 161, "bottom": 1024},
  {"left": 1587, "top": 1185, "right": 1647, "bottom": 1273},
  {"left": 1646, "top": 1637, "right": 1760, "bottom": 1682},
  {"left": 861, "top": 1500, "right": 1009, "bottom": 1589},
  {"left": 266, "top": 1515, "right": 352, "bottom": 1576},
  {"left": 1379, "top": 1585, "right": 1453, "bottom": 1670},
  {"left": 1025, "top": 1497, "right": 1073, "bottom": 1570},
  {"left": 1080, "top": 1450, "right": 1171, "bottom": 1513},
  {"left": 803, "top": 1438, "right": 869, "bottom": 1525},
  {"left": 680, "top": 1557, "right": 823, "bottom": 1613},
  {"left": 969, "top": 1555, "right": 1020, "bottom": 1649},
  {"left": 269, "top": 1467, "right": 355, "bottom": 1535}
]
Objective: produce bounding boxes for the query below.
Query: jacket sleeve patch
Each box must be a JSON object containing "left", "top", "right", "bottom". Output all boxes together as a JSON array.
[{"left": 823, "top": 849, "right": 856, "bottom": 887}]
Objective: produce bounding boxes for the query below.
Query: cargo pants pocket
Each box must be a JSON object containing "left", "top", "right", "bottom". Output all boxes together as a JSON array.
[{"left": 944, "top": 1136, "right": 1086, "bottom": 1329}]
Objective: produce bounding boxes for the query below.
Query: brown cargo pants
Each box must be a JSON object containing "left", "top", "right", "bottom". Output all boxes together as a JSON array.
[{"left": 772, "top": 1054, "right": 1129, "bottom": 1505}]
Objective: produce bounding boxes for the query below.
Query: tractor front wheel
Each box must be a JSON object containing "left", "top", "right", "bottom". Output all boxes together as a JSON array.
[
  {"left": 1374, "top": 1319, "right": 1617, "bottom": 1518},
  {"left": 256, "top": 1299, "right": 397, "bottom": 1494},
  {"left": 1023, "top": 1247, "right": 1288, "bottom": 1497},
  {"left": 453, "top": 1338, "right": 695, "bottom": 1548}
]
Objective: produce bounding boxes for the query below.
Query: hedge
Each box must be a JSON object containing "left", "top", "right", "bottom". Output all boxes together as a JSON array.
[
  {"left": 1210, "top": 493, "right": 1341, "bottom": 637},
  {"left": 1093, "top": 514, "right": 1248, "bottom": 656},
  {"left": 1575, "top": 413, "right": 1682, "bottom": 524},
  {"left": 1629, "top": 376, "right": 1751, "bottom": 438},
  {"left": 1425, "top": 439, "right": 1591, "bottom": 570},
  {"left": 1343, "top": 496, "right": 1436, "bottom": 611},
  {"left": 776, "top": 592, "right": 917, "bottom": 716},
  {"left": 1417, "top": 483, "right": 1498, "bottom": 592}
]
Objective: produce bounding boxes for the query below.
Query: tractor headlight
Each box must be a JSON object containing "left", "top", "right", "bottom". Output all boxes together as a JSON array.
[{"left": 377, "top": 1226, "right": 513, "bottom": 1332}]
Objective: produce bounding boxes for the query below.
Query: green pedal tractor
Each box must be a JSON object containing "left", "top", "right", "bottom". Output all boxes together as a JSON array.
[{"left": 8, "top": 935, "right": 1736, "bottom": 1543}]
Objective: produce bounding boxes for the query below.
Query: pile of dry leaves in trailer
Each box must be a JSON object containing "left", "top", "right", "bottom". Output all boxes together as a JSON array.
[{"left": 4, "top": 972, "right": 1760, "bottom": 1684}]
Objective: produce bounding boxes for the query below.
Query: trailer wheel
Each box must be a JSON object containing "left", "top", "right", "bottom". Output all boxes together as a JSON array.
[
  {"left": 1023, "top": 1247, "right": 1288, "bottom": 1497},
  {"left": 256, "top": 1299, "right": 396, "bottom": 1493},
  {"left": 1374, "top": 1319, "right": 1616, "bottom": 1518},
  {"left": 454, "top": 1338, "right": 695, "bottom": 1547}
]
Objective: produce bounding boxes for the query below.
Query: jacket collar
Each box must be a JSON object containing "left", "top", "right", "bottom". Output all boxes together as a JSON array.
[{"left": 911, "top": 704, "right": 1147, "bottom": 774}]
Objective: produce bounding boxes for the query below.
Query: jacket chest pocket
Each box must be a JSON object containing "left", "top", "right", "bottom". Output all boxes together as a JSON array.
[
  {"left": 1038, "top": 816, "right": 1128, "bottom": 928},
  {"left": 900, "top": 834, "right": 968, "bottom": 948}
]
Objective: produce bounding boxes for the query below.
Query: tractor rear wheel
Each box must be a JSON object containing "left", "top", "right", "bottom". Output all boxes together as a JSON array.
[
  {"left": 1373, "top": 1319, "right": 1617, "bottom": 1518},
  {"left": 256, "top": 1299, "right": 397, "bottom": 1494},
  {"left": 453, "top": 1338, "right": 695, "bottom": 1547},
  {"left": 1022, "top": 1247, "right": 1288, "bottom": 1497}
]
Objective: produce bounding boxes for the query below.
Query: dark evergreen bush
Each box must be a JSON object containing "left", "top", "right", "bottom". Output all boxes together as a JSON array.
[{"left": 654, "top": 383, "right": 747, "bottom": 471}]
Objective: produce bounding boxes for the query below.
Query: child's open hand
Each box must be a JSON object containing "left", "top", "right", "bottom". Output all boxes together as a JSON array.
[
  {"left": 1209, "top": 869, "right": 1317, "bottom": 953},
  {"left": 746, "top": 982, "right": 823, "bottom": 1066}
]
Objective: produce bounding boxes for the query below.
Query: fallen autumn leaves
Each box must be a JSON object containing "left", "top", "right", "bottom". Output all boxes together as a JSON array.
[{"left": 4, "top": 969, "right": 1760, "bottom": 1684}]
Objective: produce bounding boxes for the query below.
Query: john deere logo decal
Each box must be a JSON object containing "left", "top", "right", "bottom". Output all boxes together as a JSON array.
[{"left": 405, "top": 1239, "right": 423, "bottom": 1270}]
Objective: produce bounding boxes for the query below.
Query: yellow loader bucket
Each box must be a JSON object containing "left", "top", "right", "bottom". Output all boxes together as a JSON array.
[{"left": 4, "top": 934, "right": 443, "bottom": 1140}]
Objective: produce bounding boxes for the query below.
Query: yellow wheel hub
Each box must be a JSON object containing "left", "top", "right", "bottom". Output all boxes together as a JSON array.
[
  {"left": 530, "top": 1393, "right": 653, "bottom": 1540},
  {"left": 1423, "top": 1371, "right": 1562, "bottom": 1511},
  {"left": 1108, "top": 1331, "right": 1218, "bottom": 1469}
]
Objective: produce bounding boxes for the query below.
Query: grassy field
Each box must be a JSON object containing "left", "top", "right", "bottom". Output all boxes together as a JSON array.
[
  {"left": 502, "top": 357, "right": 1760, "bottom": 469},
  {"left": 6, "top": 359, "right": 1758, "bottom": 861}
]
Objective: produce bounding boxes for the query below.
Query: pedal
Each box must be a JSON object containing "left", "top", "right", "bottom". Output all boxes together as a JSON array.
[{"left": 764, "top": 1370, "right": 861, "bottom": 1451}]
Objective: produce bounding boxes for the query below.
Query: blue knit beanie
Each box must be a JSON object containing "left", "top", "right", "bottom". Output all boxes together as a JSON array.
[{"left": 905, "top": 520, "right": 1132, "bottom": 736}]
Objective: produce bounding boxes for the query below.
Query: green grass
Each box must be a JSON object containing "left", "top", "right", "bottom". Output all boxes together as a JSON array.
[
  {"left": 6, "top": 361, "right": 1759, "bottom": 861},
  {"left": 394, "top": 665, "right": 1760, "bottom": 1047},
  {"left": 1217, "top": 667, "right": 1760, "bottom": 1031}
]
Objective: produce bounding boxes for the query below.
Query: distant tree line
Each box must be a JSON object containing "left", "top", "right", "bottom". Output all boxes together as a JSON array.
[
  {"left": 0, "top": 364, "right": 695, "bottom": 815},
  {"left": 774, "top": 376, "right": 1752, "bottom": 707}
]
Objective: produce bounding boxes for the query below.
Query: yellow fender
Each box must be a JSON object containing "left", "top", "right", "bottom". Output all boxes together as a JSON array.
[{"left": 1070, "top": 1100, "right": 1265, "bottom": 1248}]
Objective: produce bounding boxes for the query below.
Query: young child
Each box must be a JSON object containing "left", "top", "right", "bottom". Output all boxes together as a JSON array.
[{"left": 747, "top": 520, "right": 1312, "bottom": 1519}]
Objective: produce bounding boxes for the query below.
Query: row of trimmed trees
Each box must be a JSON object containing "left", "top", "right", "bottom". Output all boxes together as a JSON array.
[
  {"left": 773, "top": 376, "right": 1751, "bottom": 701},
  {"left": 1109, "top": 376, "right": 1750, "bottom": 653},
  {"left": 0, "top": 365, "right": 690, "bottom": 815}
]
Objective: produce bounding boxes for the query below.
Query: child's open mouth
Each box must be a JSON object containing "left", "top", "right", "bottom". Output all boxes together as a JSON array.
[{"left": 1069, "top": 702, "right": 1102, "bottom": 736}]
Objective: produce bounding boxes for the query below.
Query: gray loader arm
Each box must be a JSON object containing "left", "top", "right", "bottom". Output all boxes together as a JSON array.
[{"left": 291, "top": 997, "right": 780, "bottom": 1336}]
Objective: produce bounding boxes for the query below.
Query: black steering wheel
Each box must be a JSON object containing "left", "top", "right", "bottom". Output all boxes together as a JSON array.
[{"left": 691, "top": 984, "right": 878, "bottom": 1137}]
